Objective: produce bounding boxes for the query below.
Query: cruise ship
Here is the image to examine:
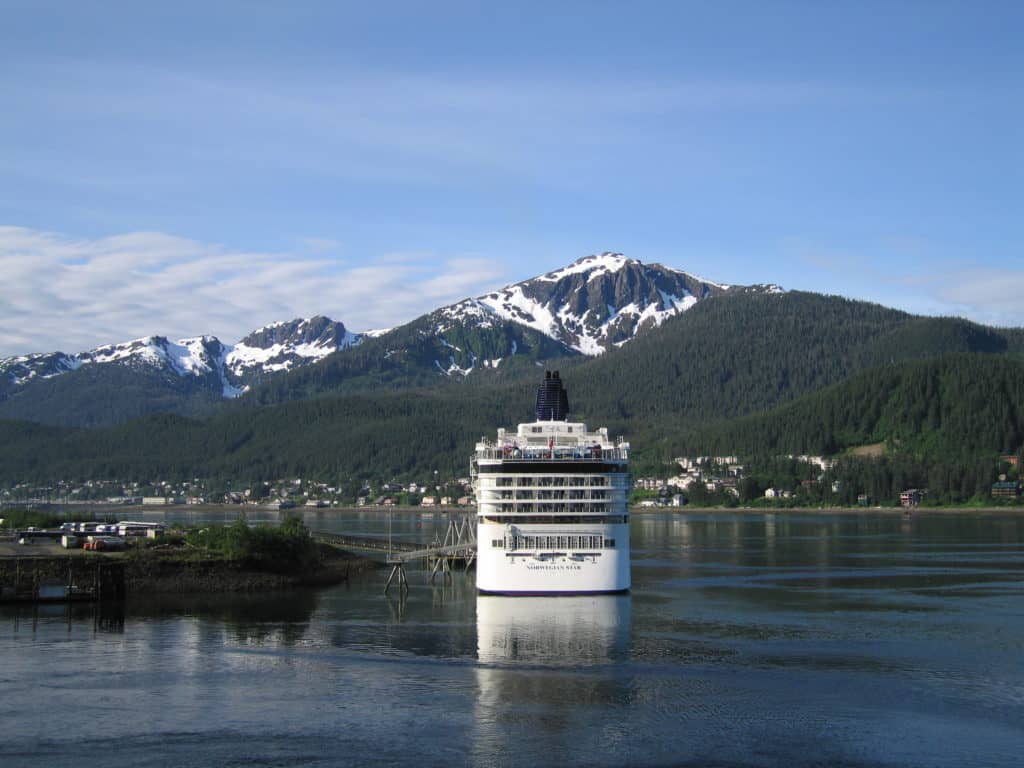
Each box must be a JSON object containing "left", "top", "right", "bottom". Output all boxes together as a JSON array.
[{"left": 473, "top": 371, "right": 631, "bottom": 595}]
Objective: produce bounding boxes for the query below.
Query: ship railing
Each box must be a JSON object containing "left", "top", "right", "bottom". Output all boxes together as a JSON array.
[
  {"left": 475, "top": 445, "right": 629, "bottom": 462},
  {"left": 478, "top": 485, "right": 629, "bottom": 500}
]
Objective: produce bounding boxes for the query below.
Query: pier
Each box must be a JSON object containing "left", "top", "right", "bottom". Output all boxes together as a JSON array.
[
  {"left": 0, "top": 554, "right": 125, "bottom": 603},
  {"left": 312, "top": 514, "right": 476, "bottom": 594}
]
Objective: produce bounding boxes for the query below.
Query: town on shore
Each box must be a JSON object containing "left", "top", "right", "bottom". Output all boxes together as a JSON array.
[{"left": 3, "top": 448, "right": 1022, "bottom": 513}]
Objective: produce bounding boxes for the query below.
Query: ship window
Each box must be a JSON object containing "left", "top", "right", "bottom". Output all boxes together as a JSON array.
[
  {"left": 492, "top": 539, "right": 504, "bottom": 548},
  {"left": 604, "top": 539, "right": 615, "bottom": 548}
]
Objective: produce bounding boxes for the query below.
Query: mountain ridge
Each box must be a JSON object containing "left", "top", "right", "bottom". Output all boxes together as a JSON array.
[
  {"left": 4, "top": 252, "right": 1021, "bottom": 434},
  {"left": 2, "top": 252, "right": 761, "bottom": 424}
]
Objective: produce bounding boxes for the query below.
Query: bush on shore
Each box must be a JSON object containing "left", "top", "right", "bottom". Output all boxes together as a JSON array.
[{"left": 185, "top": 514, "right": 320, "bottom": 572}]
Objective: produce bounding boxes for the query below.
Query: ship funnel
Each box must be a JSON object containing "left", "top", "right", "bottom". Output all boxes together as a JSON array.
[{"left": 535, "top": 370, "right": 569, "bottom": 421}]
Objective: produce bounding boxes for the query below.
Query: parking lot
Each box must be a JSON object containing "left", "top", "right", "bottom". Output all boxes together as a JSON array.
[{"left": 0, "top": 536, "right": 103, "bottom": 558}]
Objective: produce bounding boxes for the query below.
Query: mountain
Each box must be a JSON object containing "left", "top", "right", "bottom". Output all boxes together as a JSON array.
[
  {"left": 4, "top": 252, "right": 1020, "bottom": 435},
  {"left": 225, "top": 316, "right": 361, "bottom": 385},
  {"left": 245, "top": 252, "right": 777, "bottom": 404},
  {"left": 0, "top": 254, "right": 764, "bottom": 424},
  {"left": 460, "top": 252, "right": 765, "bottom": 356},
  {"left": 563, "top": 290, "right": 1024, "bottom": 441},
  {"left": 0, "top": 316, "right": 360, "bottom": 427}
]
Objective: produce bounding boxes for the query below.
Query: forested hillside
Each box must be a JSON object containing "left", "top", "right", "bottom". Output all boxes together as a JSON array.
[
  {"left": 682, "top": 354, "right": 1024, "bottom": 458},
  {"left": 542, "top": 292, "right": 1024, "bottom": 463},
  {"left": 0, "top": 363, "right": 226, "bottom": 428},
  {"left": 1, "top": 291, "right": 1022, "bottom": 494},
  {"left": 0, "top": 387, "right": 533, "bottom": 486},
  {"left": 678, "top": 354, "right": 1024, "bottom": 505}
]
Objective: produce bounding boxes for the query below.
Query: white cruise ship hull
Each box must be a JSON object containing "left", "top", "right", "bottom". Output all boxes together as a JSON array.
[{"left": 477, "top": 521, "right": 630, "bottom": 595}]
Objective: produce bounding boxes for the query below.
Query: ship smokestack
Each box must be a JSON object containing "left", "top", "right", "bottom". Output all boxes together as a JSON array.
[{"left": 535, "top": 370, "right": 569, "bottom": 421}]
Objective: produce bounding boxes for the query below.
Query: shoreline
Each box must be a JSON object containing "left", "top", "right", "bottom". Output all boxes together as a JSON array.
[
  {"left": 0, "top": 542, "right": 381, "bottom": 600},
  {"left": 630, "top": 505, "right": 1024, "bottom": 515},
  {"left": 9, "top": 502, "right": 1022, "bottom": 516}
]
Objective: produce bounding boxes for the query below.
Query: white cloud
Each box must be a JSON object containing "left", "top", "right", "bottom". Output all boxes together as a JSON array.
[
  {"left": 0, "top": 226, "right": 509, "bottom": 356},
  {"left": 931, "top": 269, "right": 1024, "bottom": 328},
  {"left": 783, "top": 238, "right": 1024, "bottom": 329}
]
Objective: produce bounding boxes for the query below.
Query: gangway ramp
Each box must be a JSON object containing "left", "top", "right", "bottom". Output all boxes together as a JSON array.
[{"left": 312, "top": 514, "right": 476, "bottom": 594}]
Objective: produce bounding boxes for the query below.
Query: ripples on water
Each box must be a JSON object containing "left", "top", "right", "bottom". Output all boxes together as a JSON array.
[{"left": 2, "top": 511, "right": 1023, "bottom": 767}]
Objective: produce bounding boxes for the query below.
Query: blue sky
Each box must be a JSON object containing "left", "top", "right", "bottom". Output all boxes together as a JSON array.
[{"left": 1, "top": 1, "right": 1021, "bottom": 356}]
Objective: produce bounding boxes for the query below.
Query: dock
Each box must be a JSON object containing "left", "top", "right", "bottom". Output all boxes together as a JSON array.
[
  {"left": 0, "top": 550, "right": 126, "bottom": 603},
  {"left": 312, "top": 514, "right": 476, "bottom": 594}
]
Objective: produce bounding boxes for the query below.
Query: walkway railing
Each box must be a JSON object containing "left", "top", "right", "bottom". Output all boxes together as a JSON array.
[{"left": 311, "top": 514, "right": 477, "bottom": 594}]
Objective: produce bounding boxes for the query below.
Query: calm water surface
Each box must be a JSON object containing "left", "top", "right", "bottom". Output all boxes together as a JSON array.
[{"left": 2, "top": 511, "right": 1023, "bottom": 767}]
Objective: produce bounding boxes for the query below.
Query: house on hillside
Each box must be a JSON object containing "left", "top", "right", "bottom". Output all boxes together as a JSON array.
[
  {"left": 991, "top": 481, "right": 1021, "bottom": 499},
  {"left": 899, "top": 489, "right": 925, "bottom": 507}
]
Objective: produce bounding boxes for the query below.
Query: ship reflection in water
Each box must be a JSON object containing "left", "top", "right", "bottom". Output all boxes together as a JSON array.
[
  {"left": 472, "top": 595, "right": 633, "bottom": 764},
  {"left": 476, "top": 594, "right": 631, "bottom": 665}
]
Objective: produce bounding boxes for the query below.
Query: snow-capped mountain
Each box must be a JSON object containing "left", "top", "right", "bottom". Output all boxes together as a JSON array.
[
  {"left": 226, "top": 316, "right": 361, "bottom": 382},
  {"left": 0, "top": 316, "right": 361, "bottom": 401},
  {"left": 415, "top": 253, "right": 780, "bottom": 375},
  {"left": 0, "top": 351, "right": 82, "bottom": 387},
  {"left": 473, "top": 252, "right": 736, "bottom": 355}
]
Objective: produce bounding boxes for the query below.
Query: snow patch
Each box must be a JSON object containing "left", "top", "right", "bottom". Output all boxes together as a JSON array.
[
  {"left": 225, "top": 333, "right": 354, "bottom": 376},
  {"left": 478, "top": 285, "right": 560, "bottom": 339},
  {"left": 536, "top": 252, "right": 632, "bottom": 283},
  {"left": 168, "top": 337, "right": 216, "bottom": 377},
  {"left": 435, "top": 355, "right": 474, "bottom": 376}
]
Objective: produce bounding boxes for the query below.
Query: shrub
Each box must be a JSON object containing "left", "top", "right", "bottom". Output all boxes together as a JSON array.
[{"left": 186, "top": 513, "right": 319, "bottom": 571}]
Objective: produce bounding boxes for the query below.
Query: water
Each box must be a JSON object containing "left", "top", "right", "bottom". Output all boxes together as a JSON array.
[{"left": 2, "top": 511, "right": 1023, "bottom": 767}]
